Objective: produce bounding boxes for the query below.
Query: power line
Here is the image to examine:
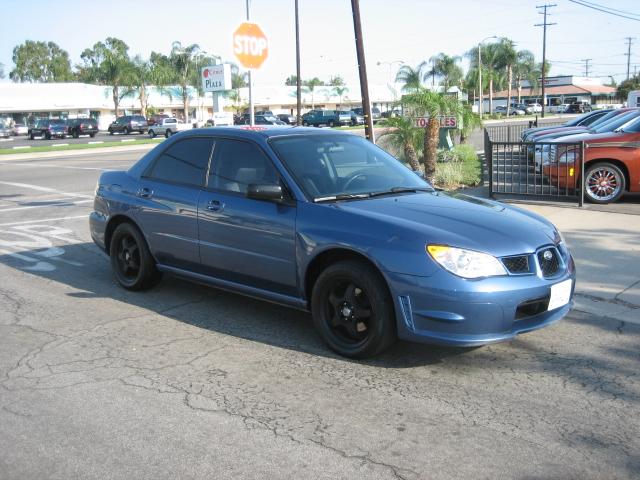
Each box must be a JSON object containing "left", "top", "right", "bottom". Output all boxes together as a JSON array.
[
  {"left": 535, "top": 3, "right": 556, "bottom": 118},
  {"left": 581, "top": 58, "right": 592, "bottom": 76},
  {"left": 568, "top": 0, "right": 640, "bottom": 22}
]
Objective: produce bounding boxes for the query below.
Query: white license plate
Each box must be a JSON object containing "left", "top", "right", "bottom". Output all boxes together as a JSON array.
[{"left": 548, "top": 279, "right": 573, "bottom": 311}]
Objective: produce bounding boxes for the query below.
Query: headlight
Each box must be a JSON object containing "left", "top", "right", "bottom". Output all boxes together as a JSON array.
[{"left": 426, "top": 245, "right": 507, "bottom": 279}]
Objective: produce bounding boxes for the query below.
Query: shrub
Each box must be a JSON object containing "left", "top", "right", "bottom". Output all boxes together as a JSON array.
[{"left": 434, "top": 145, "right": 481, "bottom": 189}]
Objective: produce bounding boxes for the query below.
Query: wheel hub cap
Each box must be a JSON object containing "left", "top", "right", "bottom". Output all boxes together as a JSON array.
[{"left": 341, "top": 304, "right": 352, "bottom": 318}]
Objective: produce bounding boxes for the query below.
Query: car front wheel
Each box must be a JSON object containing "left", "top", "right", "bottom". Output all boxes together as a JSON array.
[
  {"left": 584, "top": 162, "right": 625, "bottom": 204},
  {"left": 149, "top": 130, "right": 156, "bottom": 138},
  {"left": 110, "top": 222, "right": 162, "bottom": 290},
  {"left": 311, "top": 260, "right": 396, "bottom": 358}
]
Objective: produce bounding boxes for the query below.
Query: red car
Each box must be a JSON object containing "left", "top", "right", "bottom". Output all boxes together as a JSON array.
[{"left": 543, "top": 117, "right": 640, "bottom": 203}]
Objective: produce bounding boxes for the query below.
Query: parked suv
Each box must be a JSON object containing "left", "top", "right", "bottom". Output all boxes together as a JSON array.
[
  {"left": 565, "top": 102, "right": 592, "bottom": 114},
  {"left": 67, "top": 118, "right": 98, "bottom": 138},
  {"left": 108, "top": 115, "right": 148, "bottom": 135},
  {"left": 28, "top": 119, "right": 68, "bottom": 140},
  {"left": 301, "top": 110, "right": 351, "bottom": 127}
]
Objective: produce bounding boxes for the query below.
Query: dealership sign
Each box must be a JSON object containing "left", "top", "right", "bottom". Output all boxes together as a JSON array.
[
  {"left": 201, "top": 64, "right": 231, "bottom": 92},
  {"left": 413, "top": 116, "right": 458, "bottom": 129}
]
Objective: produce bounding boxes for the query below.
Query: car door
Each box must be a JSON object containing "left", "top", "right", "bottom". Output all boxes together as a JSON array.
[
  {"left": 198, "top": 138, "right": 298, "bottom": 296},
  {"left": 135, "top": 136, "right": 214, "bottom": 271}
]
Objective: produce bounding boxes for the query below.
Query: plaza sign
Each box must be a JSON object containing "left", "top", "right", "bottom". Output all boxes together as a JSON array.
[
  {"left": 413, "top": 116, "right": 458, "bottom": 129},
  {"left": 201, "top": 64, "right": 231, "bottom": 92}
]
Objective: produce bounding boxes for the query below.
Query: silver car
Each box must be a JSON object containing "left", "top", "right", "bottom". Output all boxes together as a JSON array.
[{"left": 0, "top": 125, "right": 12, "bottom": 139}]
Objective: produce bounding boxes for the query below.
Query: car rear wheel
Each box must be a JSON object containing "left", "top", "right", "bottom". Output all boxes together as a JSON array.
[
  {"left": 73, "top": 130, "right": 79, "bottom": 139},
  {"left": 302, "top": 121, "right": 309, "bottom": 126},
  {"left": 584, "top": 162, "right": 625, "bottom": 204},
  {"left": 44, "top": 131, "right": 51, "bottom": 140},
  {"left": 165, "top": 130, "right": 172, "bottom": 138},
  {"left": 29, "top": 132, "right": 34, "bottom": 140},
  {"left": 89, "top": 133, "right": 96, "bottom": 138},
  {"left": 311, "top": 260, "right": 396, "bottom": 358},
  {"left": 148, "top": 130, "right": 156, "bottom": 138},
  {"left": 124, "top": 127, "right": 130, "bottom": 135},
  {"left": 109, "top": 128, "right": 114, "bottom": 135},
  {"left": 328, "top": 120, "right": 336, "bottom": 128},
  {"left": 110, "top": 223, "right": 162, "bottom": 291}
]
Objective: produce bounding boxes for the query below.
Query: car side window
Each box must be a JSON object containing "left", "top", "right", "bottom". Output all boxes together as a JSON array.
[
  {"left": 146, "top": 138, "right": 214, "bottom": 187},
  {"left": 209, "top": 139, "right": 279, "bottom": 194}
]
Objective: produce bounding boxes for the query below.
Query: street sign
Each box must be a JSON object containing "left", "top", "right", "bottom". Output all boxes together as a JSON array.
[
  {"left": 233, "top": 22, "right": 269, "bottom": 69},
  {"left": 201, "top": 64, "right": 231, "bottom": 92},
  {"left": 413, "top": 116, "right": 458, "bottom": 129}
]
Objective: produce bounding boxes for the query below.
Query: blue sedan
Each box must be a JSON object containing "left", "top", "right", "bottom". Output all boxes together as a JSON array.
[{"left": 90, "top": 127, "right": 575, "bottom": 358}]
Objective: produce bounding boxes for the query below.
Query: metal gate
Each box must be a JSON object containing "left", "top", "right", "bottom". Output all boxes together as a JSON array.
[{"left": 484, "top": 129, "right": 586, "bottom": 206}]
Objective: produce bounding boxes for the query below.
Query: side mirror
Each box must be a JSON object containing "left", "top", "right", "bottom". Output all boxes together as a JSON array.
[{"left": 247, "top": 183, "right": 284, "bottom": 202}]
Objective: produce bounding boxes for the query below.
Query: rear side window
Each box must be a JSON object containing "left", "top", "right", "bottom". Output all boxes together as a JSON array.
[
  {"left": 146, "top": 138, "right": 213, "bottom": 187},
  {"left": 209, "top": 139, "right": 279, "bottom": 194}
]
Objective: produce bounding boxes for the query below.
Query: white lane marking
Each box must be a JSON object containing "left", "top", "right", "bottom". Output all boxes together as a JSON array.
[
  {"left": 0, "top": 199, "right": 93, "bottom": 213},
  {"left": 12, "top": 146, "right": 30, "bottom": 149},
  {"left": 88, "top": 141, "right": 104, "bottom": 144},
  {"left": 0, "top": 181, "right": 92, "bottom": 199},
  {"left": 52, "top": 143, "right": 69, "bottom": 147},
  {"left": 0, "top": 162, "right": 114, "bottom": 171},
  {"left": 0, "top": 215, "right": 88, "bottom": 227},
  {"left": 121, "top": 139, "right": 135, "bottom": 142}
]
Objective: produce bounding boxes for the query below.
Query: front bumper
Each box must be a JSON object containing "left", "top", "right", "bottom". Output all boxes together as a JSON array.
[{"left": 386, "top": 255, "right": 576, "bottom": 346}]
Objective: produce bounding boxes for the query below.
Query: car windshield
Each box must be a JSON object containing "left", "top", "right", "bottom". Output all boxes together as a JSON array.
[
  {"left": 588, "top": 110, "right": 628, "bottom": 128},
  {"left": 591, "top": 111, "right": 640, "bottom": 133},
  {"left": 270, "top": 134, "right": 432, "bottom": 201}
]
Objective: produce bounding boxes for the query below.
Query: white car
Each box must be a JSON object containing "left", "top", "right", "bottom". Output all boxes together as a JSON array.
[
  {"left": 527, "top": 103, "right": 543, "bottom": 113},
  {"left": 147, "top": 118, "right": 191, "bottom": 138},
  {"left": 495, "top": 106, "right": 525, "bottom": 116}
]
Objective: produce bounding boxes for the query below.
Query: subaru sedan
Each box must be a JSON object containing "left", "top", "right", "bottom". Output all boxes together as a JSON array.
[{"left": 90, "top": 127, "right": 575, "bottom": 358}]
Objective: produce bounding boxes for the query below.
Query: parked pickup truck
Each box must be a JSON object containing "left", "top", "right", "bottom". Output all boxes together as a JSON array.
[
  {"left": 147, "top": 118, "right": 191, "bottom": 138},
  {"left": 302, "top": 109, "right": 352, "bottom": 127}
]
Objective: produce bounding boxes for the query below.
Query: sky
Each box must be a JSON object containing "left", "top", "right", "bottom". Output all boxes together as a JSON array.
[{"left": 1, "top": 0, "right": 639, "bottom": 87}]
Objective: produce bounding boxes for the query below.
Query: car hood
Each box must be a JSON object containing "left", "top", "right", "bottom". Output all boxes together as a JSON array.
[{"left": 334, "top": 192, "right": 558, "bottom": 257}]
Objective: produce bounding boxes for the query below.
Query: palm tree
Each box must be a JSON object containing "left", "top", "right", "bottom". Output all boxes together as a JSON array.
[
  {"left": 402, "top": 89, "right": 462, "bottom": 182},
  {"left": 513, "top": 50, "right": 536, "bottom": 104},
  {"left": 427, "top": 53, "right": 463, "bottom": 91},
  {"left": 456, "top": 104, "right": 482, "bottom": 144},
  {"left": 333, "top": 86, "right": 348, "bottom": 109},
  {"left": 169, "top": 41, "right": 200, "bottom": 120},
  {"left": 378, "top": 116, "right": 422, "bottom": 171},
  {"left": 395, "top": 64, "right": 423, "bottom": 93},
  {"left": 467, "top": 42, "right": 503, "bottom": 114},
  {"left": 494, "top": 38, "right": 518, "bottom": 115},
  {"left": 329, "top": 75, "right": 345, "bottom": 86},
  {"left": 303, "top": 77, "right": 323, "bottom": 109}
]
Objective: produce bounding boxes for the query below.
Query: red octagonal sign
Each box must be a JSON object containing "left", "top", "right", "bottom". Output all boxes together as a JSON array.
[{"left": 233, "top": 22, "right": 269, "bottom": 69}]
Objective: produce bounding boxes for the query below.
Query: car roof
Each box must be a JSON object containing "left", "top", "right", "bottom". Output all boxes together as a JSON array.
[{"left": 176, "top": 126, "right": 352, "bottom": 140}]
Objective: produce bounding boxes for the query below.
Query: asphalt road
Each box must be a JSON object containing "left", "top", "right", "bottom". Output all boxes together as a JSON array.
[{"left": 1, "top": 150, "right": 639, "bottom": 479}]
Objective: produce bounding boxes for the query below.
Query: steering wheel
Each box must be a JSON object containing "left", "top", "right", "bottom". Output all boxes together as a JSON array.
[{"left": 342, "top": 172, "right": 368, "bottom": 191}]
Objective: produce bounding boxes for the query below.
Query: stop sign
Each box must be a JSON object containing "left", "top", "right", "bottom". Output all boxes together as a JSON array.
[{"left": 233, "top": 22, "right": 269, "bottom": 69}]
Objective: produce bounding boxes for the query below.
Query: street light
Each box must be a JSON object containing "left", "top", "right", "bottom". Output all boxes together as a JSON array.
[
  {"left": 377, "top": 60, "right": 403, "bottom": 85},
  {"left": 478, "top": 36, "right": 497, "bottom": 119}
]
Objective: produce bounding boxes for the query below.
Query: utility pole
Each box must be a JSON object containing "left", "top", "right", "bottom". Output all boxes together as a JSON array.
[
  {"left": 351, "top": 0, "right": 375, "bottom": 143},
  {"left": 581, "top": 58, "right": 592, "bottom": 77},
  {"left": 535, "top": 4, "right": 556, "bottom": 118},
  {"left": 624, "top": 37, "right": 633, "bottom": 80},
  {"left": 246, "top": 0, "right": 254, "bottom": 126},
  {"left": 294, "top": 0, "right": 302, "bottom": 125}
]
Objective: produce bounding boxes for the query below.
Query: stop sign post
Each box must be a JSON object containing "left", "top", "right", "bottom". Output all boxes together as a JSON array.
[{"left": 233, "top": 20, "right": 268, "bottom": 126}]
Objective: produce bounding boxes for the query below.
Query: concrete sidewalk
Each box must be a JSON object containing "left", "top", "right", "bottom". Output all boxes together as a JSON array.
[{"left": 517, "top": 203, "right": 640, "bottom": 324}]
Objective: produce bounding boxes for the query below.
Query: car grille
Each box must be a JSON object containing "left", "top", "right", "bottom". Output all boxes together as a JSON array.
[
  {"left": 502, "top": 255, "right": 531, "bottom": 274},
  {"left": 537, "top": 247, "right": 561, "bottom": 277}
]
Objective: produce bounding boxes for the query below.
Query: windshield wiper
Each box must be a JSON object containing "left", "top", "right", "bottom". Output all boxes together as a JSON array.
[
  {"left": 314, "top": 192, "right": 371, "bottom": 203},
  {"left": 368, "top": 186, "right": 434, "bottom": 198}
]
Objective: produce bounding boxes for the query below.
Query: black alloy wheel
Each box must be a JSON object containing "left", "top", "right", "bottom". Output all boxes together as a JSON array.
[
  {"left": 311, "top": 260, "right": 396, "bottom": 358},
  {"left": 110, "top": 223, "right": 162, "bottom": 290}
]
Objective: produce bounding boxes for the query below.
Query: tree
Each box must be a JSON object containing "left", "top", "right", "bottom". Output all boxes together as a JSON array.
[
  {"left": 513, "top": 50, "right": 536, "bottom": 104},
  {"left": 10, "top": 40, "right": 73, "bottom": 82},
  {"left": 332, "top": 86, "right": 348, "bottom": 109},
  {"left": 378, "top": 116, "right": 422, "bottom": 171},
  {"left": 285, "top": 74, "right": 298, "bottom": 86},
  {"left": 78, "top": 38, "right": 135, "bottom": 117},
  {"left": 427, "top": 53, "right": 463, "bottom": 91},
  {"left": 395, "top": 64, "right": 423, "bottom": 93},
  {"left": 303, "top": 77, "right": 323, "bottom": 109},
  {"left": 167, "top": 42, "right": 202, "bottom": 120},
  {"left": 402, "top": 89, "right": 461, "bottom": 182},
  {"left": 329, "top": 75, "right": 345, "bottom": 86},
  {"left": 456, "top": 104, "right": 482, "bottom": 144},
  {"left": 467, "top": 42, "right": 503, "bottom": 115},
  {"left": 617, "top": 75, "right": 640, "bottom": 103},
  {"left": 494, "top": 38, "right": 518, "bottom": 115}
]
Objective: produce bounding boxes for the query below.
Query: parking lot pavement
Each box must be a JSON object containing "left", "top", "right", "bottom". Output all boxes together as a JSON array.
[
  {"left": 1, "top": 152, "right": 640, "bottom": 479},
  {"left": 1, "top": 131, "right": 160, "bottom": 149}
]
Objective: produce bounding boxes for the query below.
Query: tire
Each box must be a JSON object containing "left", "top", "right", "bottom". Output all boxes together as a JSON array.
[
  {"left": 109, "top": 129, "right": 114, "bottom": 135},
  {"left": 302, "top": 121, "right": 309, "bottom": 127},
  {"left": 73, "top": 130, "right": 79, "bottom": 139},
  {"left": 89, "top": 133, "right": 96, "bottom": 138},
  {"left": 328, "top": 120, "right": 336, "bottom": 128},
  {"left": 149, "top": 129, "right": 156, "bottom": 138},
  {"left": 124, "top": 127, "right": 130, "bottom": 135},
  {"left": 109, "top": 222, "right": 162, "bottom": 291},
  {"left": 311, "top": 260, "right": 396, "bottom": 358},
  {"left": 29, "top": 132, "right": 34, "bottom": 140},
  {"left": 584, "top": 162, "right": 626, "bottom": 204},
  {"left": 44, "top": 132, "right": 51, "bottom": 140},
  {"left": 165, "top": 130, "right": 172, "bottom": 138}
]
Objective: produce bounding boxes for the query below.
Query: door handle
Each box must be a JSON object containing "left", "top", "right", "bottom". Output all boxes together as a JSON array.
[
  {"left": 137, "top": 187, "right": 152, "bottom": 198},
  {"left": 207, "top": 199, "right": 224, "bottom": 212}
]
